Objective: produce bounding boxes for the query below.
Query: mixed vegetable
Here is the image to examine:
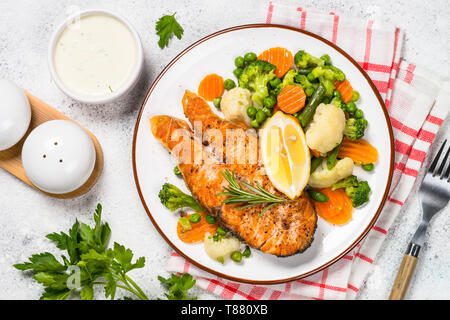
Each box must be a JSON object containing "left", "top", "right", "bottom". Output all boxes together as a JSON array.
[{"left": 156, "top": 46, "right": 380, "bottom": 263}]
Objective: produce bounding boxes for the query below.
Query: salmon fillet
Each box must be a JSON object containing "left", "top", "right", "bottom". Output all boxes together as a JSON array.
[{"left": 150, "top": 90, "right": 317, "bottom": 256}]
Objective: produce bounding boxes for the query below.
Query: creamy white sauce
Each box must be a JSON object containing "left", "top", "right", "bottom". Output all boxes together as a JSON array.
[{"left": 54, "top": 14, "right": 137, "bottom": 98}]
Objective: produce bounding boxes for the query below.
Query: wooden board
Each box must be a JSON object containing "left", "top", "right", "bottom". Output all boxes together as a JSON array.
[{"left": 0, "top": 91, "right": 103, "bottom": 198}]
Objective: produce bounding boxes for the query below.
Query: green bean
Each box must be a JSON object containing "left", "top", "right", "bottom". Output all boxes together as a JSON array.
[
  {"left": 231, "top": 251, "right": 243, "bottom": 263},
  {"left": 307, "top": 189, "right": 329, "bottom": 202},
  {"left": 242, "top": 246, "right": 251, "bottom": 258},
  {"left": 310, "top": 156, "right": 323, "bottom": 173},
  {"left": 327, "top": 143, "right": 342, "bottom": 170},
  {"left": 297, "top": 68, "right": 313, "bottom": 75},
  {"left": 298, "top": 83, "right": 326, "bottom": 128},
  {"left": 362, "top": 163, "right": 374, "bottom": 171}
]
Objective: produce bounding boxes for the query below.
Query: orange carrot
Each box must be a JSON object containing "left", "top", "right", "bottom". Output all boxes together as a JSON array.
[
  {"left": 277, "top": 85, "right": 306, "bottom": 114},
  {"left": 198, "top": 74, "right": 224, "bottom": 101},
  {"left": 338, "top": 137, "right": 378, "bottom": 165},
  {"left": 177, "top": 212, "right": 218, "bottom": 243},
  {"left": 258, "top": 47, "right": 294, "bottom": 78},
  {"left": 312, "top": 188, "right": 353, "bottom": 225},
  {"left": 335, "top": 80, "right": 353, "bottom": 103},
  {"left": 310, "top": 149, "right": 321, "bottom": 158}
]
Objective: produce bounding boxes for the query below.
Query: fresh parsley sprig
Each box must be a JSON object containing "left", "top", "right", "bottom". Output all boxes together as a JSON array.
[
  {"left": 155, "top": 13, "right": 184, "bottom": 49},
  {"left": 218, "top": 170, "right": 290, "bottom": 218},
  {"left": 14, "top": 204, "right": 196, "bottom": 300},
  {"left": 158, "top": 273, "right": 197, "bottom": 300}
]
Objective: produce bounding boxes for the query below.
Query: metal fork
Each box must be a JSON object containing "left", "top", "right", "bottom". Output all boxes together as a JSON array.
[{"left": 389, "top": 139, "right": 450, "bottom": 300}]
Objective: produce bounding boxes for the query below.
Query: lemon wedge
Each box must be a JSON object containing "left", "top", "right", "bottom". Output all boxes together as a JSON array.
[{"left": 260, "top": 111, "right": 310, "bottom": 199}]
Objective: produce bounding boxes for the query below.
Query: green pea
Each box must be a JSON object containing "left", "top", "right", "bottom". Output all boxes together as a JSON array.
[
  {"left": 263, "top": 95, "right": 276, "bottom": 109},
  {"left": 173, "top": 166, "right": 182, "bottom": 177},
  {"left": 361, "top": 118, "right": 368, "bottom": 126},
  {"left": 262, "top": 107, "right": 272, "bottom": 118},
  {"left": 178, "top": 217, "right": 192, "bottom": 232},
  {"left": 231, "top": 251, "right": 243, "bottom": 263},
  {"left": 189, "top": 213, "right": 201, "bottom": 223},
  {"left": 307, "top": 189, "right": 329, "bottom": 202},
  {"left": 251, "top": 119, "right": 260, "bottom": 128},
  {"left": 362, "top": 163, "right": 374, "bottom": 171},
  {"left": 269, "top": 77, "right": 281, "bottom": 88},
  {"left": 355, "top": 109, "right": 364, "bottom": 119},
  {"left": 242, "top": 246, "right": 251, "bottom": 258},
  {"left": 205, "top": 214, "right": 216, "bottom": 224},
  {"left": 234, "top": 56, "right": 245, "bottom": 68},
  {"left": 224, "top": 79, "right": 236, "bottom": 90},
  {"left": 255, "top": 110, "right": 267, "bottom": 124},
  {"left": 320, "top": 54, "right": 331, "bottom": 64},
  {"left": 346, "top": 102, "right": 357, "bottom": 113},
  {"left": 213, "top": 97, "right": 222, "bottom": 109},
  {"left": 333, "top": 90, "right": 342, "bottom": 98},
  {"left": 233, "top": 67, "right": 243, "bottom": 78},
  {"left": 216, "top": 226, "right": 227, "bottom": 236},
  {"left": 246, "top": 106, "right": 257, "bottom": 118},
  {"left": 351, "top": 90, "right": 360, "bottom": 102},
  {"left": 244, "top": 52, "right": 257, "bottom": 63},
  {"left": 217, "top": 256, "right": 224, "bottom": 264}
]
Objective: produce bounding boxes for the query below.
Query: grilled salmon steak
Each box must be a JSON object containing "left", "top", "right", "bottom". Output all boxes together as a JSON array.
[{"left": 150, "top": 90, "right": 317, "bottom": 256}]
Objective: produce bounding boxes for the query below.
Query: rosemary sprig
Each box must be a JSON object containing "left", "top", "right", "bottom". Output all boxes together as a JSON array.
[{"left": 218, "top": 170, "right": 290, "bottom": 218}]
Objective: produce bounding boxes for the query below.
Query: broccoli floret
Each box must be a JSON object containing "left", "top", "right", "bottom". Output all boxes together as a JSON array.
[
  {"left": 294, "top": 74, "right": 318, "bottom": 97},
  {"left": 344, "top": 118, "right": 368, "bottom": 140},
  {"left": 294, "top": 50, "right": 324, "bottom": 69},
  {"left": 330, "top": 95, "right": 346, "bottom": 110},
  {"left": 238, "top": 60, "right": 276, "bottom": 106},
  {"left": 272, "top": 69, "right": 298, "bottom": 96},
  {"left": 332, "top": 175, "right": 371, "bottom": 207},
  {"left": 158, "top": 183, "right": 203, "bottom": 212},
  {"left": 309, "top": 65, "right": 346, "bottom": 97}
]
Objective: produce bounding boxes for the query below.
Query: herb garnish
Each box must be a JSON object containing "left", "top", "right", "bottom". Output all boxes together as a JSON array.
[
  {"left": 13, "top": 204, "right": 196, "bottom": 300},
  {"left": 218, "top": 170, "right": 290, "bottom": 218},
  {"left": 155, "top": 13, "right": 184, "bottom": 49}
]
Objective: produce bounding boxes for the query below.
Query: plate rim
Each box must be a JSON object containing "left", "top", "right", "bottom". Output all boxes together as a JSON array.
[{"left": 132, "top": 24, "right": 395, "bottom": 284}]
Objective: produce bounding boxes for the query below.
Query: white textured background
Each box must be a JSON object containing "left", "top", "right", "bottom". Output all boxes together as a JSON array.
[{"left": 0, "top": 0, "right": 449, "bottom": 300}]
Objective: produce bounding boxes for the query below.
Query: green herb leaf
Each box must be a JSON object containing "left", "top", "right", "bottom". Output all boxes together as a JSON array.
[
  {"left": 158, "top": 273, "right": 197, "bottom": 300},
  {"left": 155, "top": 13, "right": 184, "bottom": 49}
]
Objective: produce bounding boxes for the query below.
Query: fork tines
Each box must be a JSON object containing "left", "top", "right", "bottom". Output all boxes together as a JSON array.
[{"left": 428, "top": 139, "right": 450, "bottom": 181}]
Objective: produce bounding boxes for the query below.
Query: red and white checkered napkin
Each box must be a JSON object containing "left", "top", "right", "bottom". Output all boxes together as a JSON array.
[{"left": 167, "top": 2, "right": 450, "bottom": 300}]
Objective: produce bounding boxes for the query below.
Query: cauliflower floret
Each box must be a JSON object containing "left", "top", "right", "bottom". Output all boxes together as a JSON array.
[
  {"left": 204, "top": 233, "right": 240, "bottom": 262},
  {"left": 220, "top": 87, "right": 253, "bottom": 126},
  {"left": 308, "top": 157, "right": 354, "bottom": 188},
  {"left": 305, "top": 103, "right": 346, "bottom": 154}
]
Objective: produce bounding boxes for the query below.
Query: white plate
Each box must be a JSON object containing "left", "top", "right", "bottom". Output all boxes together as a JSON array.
[{"left": 133, "top": 25, "right": 394, "bottom": 284}]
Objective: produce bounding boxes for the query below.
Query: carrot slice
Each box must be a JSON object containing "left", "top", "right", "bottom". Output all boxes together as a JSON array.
[
  {"left": 312, "top": 188, "right": 353, "bottom": 225},
  {"left": 338, "top": 137, "right": 378, "bottom": 165},
  {"left": 198, "top": 74, "right": 224, "bottom": 101},
  {"left": 335, "top": 80, "right": 353, "bottom": 103},
  {"left": 310, "top": 149, "right": 321, "bottom": 158},
  {"left": 258, "top": 47, "right": 294, "bottom": 78},
  {"left": 177, "top": 212, "right": 218, "bottom": 243},
  {"left": 277, "top": 85, "right": 306, "bottom": 114}
]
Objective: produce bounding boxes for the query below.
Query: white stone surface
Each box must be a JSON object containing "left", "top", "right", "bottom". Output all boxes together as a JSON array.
[{"left": 0, "top": 0, "right": 448, "bottom": 300}]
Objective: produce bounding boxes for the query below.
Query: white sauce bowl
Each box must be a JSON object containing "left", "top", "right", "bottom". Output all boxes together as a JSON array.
[{"left": 48, "top": 9, "right": 144, "bottom": 104}]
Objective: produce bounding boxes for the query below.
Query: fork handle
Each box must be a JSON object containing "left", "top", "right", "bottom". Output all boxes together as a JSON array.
[{"left": 389, "top": 243, "right": 421, "bottom": 300}]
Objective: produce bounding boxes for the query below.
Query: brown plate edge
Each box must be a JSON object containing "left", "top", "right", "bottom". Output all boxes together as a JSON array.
[{"left": 132, "top": 24, "right": 395, "bottom": 285}]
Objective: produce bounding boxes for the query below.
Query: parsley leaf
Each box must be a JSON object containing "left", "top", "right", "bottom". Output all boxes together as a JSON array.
[
  {"left": 158, "top": 273, "right": 197, "bottom": 300},
  {"left": 155, "top": 13, "right": 184, "bottom": 48}
]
